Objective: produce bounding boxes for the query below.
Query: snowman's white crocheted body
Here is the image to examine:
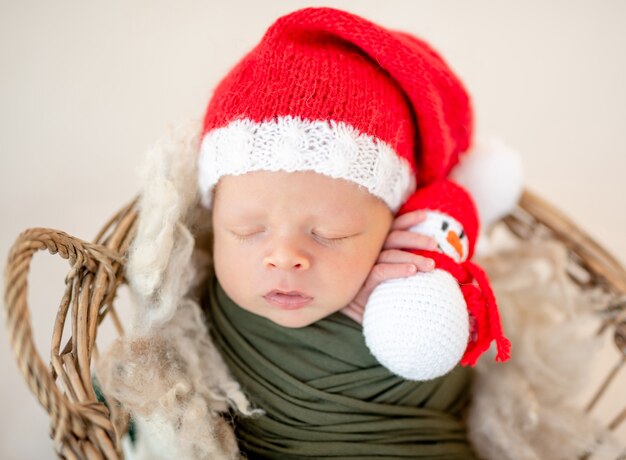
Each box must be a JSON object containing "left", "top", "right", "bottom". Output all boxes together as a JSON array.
[
  {"left": 363, "top": 210, "right": 471, "bottom": 381},
  {"left": 363, "top": 269, "right": 469, "bottom": 381}
]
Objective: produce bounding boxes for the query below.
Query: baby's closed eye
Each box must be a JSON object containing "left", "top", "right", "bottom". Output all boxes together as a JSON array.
[
  {"left": 311, "top": 230, "right": 359, "bottom": 247},
  {"left": 227, "top": 227, "right": 265, "bottom": 241}
]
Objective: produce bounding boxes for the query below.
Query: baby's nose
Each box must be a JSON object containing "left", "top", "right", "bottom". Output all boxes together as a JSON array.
[{"left": 263, "top": 241, "right": 311, "bottom": 271}]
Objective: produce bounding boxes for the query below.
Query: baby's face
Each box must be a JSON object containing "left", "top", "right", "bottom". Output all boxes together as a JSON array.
[{"left": 211, "top": 170, "right": 393, "bottom": 328}]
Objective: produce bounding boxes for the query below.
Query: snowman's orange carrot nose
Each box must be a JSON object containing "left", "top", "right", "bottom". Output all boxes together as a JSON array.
[{"left": 447, "top": 230, "right": 463, "bottom": 259}]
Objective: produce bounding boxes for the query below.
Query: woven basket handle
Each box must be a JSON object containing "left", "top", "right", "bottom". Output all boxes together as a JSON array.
[{"left": 3, "top": 227, "right": 125, "bottom": 459}]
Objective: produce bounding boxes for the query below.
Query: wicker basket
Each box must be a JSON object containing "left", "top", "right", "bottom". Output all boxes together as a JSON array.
[{"left": 3, "top": 189, "right": 626, "bottom": 459}]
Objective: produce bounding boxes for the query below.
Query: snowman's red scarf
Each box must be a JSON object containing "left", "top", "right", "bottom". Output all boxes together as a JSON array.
[{"left": 409, "top": 249, "right": 512, "bottom": 366}]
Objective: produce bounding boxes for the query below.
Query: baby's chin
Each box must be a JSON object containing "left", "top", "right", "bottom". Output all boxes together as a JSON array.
[
  {"left": 253, "top": 304, "right": 337, "bottom": 329},
  {"left": 254, "top": 308, "right": 319, "bottom": 328},
  {"left": 268, "top": 314, "right": 319, "bottom": 329}
]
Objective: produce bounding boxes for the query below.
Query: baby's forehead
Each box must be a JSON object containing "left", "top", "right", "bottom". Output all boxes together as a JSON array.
[
  {"left": 212, "top": 171, "right": 391, "bottom": 223},
  {"left": 216, "top": 171, "right": 385, "bottom": 206}
]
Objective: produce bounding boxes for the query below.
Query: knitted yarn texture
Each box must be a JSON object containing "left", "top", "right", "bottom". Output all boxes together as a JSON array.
[
  {"left": 199, "top": 116, "right": 414, "bottom": 212},
  {"left": 197, "top": 6, "right": 473, "bottom": 212},
  {"left": 364, "top": 268, "right": 470, "bottom": 381}
]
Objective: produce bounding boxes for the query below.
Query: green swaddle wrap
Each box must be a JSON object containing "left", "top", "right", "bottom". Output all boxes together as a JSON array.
[{"left": 203, "top": 274, "right": 477, "bottom": 459}]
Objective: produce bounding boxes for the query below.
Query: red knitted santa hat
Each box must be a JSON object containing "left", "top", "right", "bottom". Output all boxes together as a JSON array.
[
  {"left": 398, "top": 179, "right": 480, "bottom": 259},
  {"left": 198, "top": 7, "right": 473, "bottom": 212}
]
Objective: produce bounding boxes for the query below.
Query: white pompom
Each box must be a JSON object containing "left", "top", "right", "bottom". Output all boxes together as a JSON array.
[
  {"left": 450, "top": 137, "right": 524, "bottom": 228},
  {"left": 363, "top": 269, "right": 469, "bottom": 381}
]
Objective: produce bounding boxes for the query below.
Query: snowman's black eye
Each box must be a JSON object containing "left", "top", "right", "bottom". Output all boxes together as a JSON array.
[
  {"left": 441, "top": 221, "right": 449, "bottom": 231},
  {"left": 459, "top": 230, "right": 465, "bottom": 239}
]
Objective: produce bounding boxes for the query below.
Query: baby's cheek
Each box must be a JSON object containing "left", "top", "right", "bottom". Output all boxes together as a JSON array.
[
  {"left": 212, "top": 239, "right": 250, "bottom": 290},
  {"left": 211, "top": 239, "right": 230, "bottom": 275},
  {"left": 329, "top": 251, "right": 375, "bottom": 296}
]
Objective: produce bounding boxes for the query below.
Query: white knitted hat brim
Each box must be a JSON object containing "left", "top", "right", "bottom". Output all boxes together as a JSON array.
[{"left": 197, "top": 115, "right": 416, "bottom": 212}]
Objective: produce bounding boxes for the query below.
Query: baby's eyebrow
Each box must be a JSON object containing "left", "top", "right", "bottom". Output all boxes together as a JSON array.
[
  {"left": 226, "top": 207, "right": 268, "bottom": 220},
  {"left": 224, "top": 202, "right": 369, "bottom": 225},
  {"left": 310, "top": 219, "right": 368, "bottom": 235}
]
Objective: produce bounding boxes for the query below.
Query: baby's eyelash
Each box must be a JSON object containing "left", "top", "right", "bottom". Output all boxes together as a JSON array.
[
  {"left": 229, "top": 230, "right": 260, "bottom": 242},
  {"left": 312, "top": 233, "right": 350, "bottom": 247},
  {"left": 233, "top": 234, "right": 252, "bottom": 242}
]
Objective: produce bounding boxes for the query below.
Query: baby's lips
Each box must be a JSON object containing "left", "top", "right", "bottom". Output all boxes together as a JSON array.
[
  {"left": 263, "top": 290, "right": 314, "bottom": 310},
  {"left": 265, "top": 289, "right": 312, "bottom": 299}
]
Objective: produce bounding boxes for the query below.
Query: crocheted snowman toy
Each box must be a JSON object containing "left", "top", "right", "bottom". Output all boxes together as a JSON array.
[{"left": 363, "top": 179, "right": 511, "bottom": 381}]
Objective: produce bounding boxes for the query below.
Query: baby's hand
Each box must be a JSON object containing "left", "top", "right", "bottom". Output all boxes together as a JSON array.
[{"left": 340, "top": 210, "right": 437, "bottom": 325}]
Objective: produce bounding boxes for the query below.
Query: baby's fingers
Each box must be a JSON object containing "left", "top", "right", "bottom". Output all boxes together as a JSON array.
[
  {"left": 358, "top": 263, "right": 418, "bottom": 300},
  {"left": 383, "top": 229, "right": 437, "bottom": 251},
  {"left": 345, "top": 260, "right": 432, "bottom": 323},
  {"left": 390, "top": 210, "right": 427, "bottom": 231},
  {"left": 377, "top": 249, "right": 434, "bottom": 271}
]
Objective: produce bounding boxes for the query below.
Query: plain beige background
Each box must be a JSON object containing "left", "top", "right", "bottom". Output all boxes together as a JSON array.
[{"left": 1, "top": 1, "right": 625, "bottom": 458}]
